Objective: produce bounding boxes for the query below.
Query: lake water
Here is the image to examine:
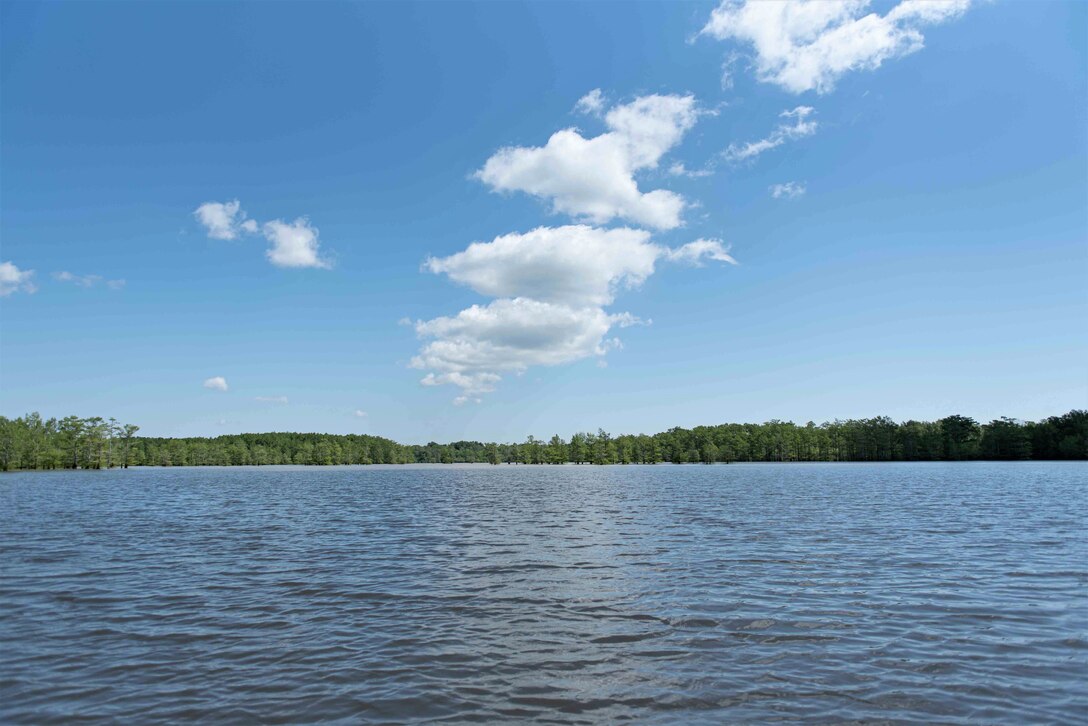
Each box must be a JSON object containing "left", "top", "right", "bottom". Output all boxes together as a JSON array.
[{"left": 1, "top": 463, "right": 1085, "bottom": 723}]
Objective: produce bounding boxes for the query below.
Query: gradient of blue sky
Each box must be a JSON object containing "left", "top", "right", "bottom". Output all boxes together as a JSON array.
[{"left": 1, "top": 0, "right": 1085, "bottom": 441}]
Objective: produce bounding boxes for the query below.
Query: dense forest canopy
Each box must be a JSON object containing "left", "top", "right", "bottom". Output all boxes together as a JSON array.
[{"left": 1, "top": 410, "right": 1085, "bottom": 471}]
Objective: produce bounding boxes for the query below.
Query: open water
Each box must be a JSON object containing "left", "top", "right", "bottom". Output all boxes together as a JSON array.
[{"left": 1, "top": 462, "right": 1085, "bottom": 723}]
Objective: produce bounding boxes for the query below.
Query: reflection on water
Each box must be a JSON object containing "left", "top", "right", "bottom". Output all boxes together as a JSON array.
[{"left": 1, "top": 463, "right": 1085, "bottom": 723}]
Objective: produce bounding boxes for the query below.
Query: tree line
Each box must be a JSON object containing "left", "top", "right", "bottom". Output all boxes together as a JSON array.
[{"left": 1, "top": 410, "right": 1084, "bottom": 471}]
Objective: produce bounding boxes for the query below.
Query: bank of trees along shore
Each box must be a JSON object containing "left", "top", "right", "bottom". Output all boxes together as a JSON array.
[
  {"left": 0, "top": 411, "right": 1085, "bottom": 471},
  {"left": 0, "top": 413, "right": 141, "bottom": 471}
]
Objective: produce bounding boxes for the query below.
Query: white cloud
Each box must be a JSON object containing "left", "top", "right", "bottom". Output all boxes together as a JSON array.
[
  {"left": 203, "top": 376, "right": 229, "bottom": 392},
  {"left": 701, "top": 0, "right": 971, "bottom": 94},
  {"left": 412, "top": 298, "right": 633, "bottom": 383},
  {"left": 770, "top": 181, "right": 807, "bottom": 199},
  {"left": 475, "top": 93, "right": 699, "bottom": 230},
  {"left": 666, "top": 239, "right": 738, "bottom": 266},
  {"left": 194, "top": 200, "right": 332, "bottom": 270},
  {"left": 0, "top": 262, "right": 37, "bottom": 297},
  {"left": 194, "top": 200, "right": 257, "bottom": 240},
  {"left": 53, "top": 271, "right": 125, "bottom": 289},
  {"left": 262, "top": 218, "right": 332, "bottom": 269},
  {"left": 255, "top": 395, "right": 288, "bottom": 404},
  {"left": 425, "top": 225, "right": 660, "bottom": 307},
  {"left": 574, "top": 88, "right": 606, "bottom": 116},
  {"left": 725, "top": 106, "right": 817, "bottom": 162},
  {"left": 416, "top": 225, "right": 735, "bottom": 402},
  {"left": 354, "top": 409, "right": 368, "bottom": 418}
]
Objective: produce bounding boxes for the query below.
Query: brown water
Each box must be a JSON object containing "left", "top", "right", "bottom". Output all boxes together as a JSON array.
[{"left": 1, "top": 462, "right": 1085, "bottom": 723}]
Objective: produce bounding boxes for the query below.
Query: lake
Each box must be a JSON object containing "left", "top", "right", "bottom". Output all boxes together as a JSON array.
[{"left": 1, "top": 463, "right": 1085, "bottom": 723}]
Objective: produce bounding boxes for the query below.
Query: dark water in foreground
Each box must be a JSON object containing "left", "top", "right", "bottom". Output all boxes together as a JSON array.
[{"left": 1, "top": 463, "right": 1085, "bottom": 724}]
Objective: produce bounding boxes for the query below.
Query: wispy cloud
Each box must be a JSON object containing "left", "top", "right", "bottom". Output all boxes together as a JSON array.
[
  {"left": 573, "top": 88, "right": 606, "bottom": 116},
  {"left": 770, "top": 181, "right": 807, "bottom": 199},
  {"left": 668, "top": 162, "right": 714, "bottom": 179},
  {"left": 725, "top": 106, "right": 817, "bottom": 163},
  {"left": 353, "top": 409, "right": 368, "bottom": 418},
  {"left": 254, "top": 395, "right": 288, "bottom": 404},
  {"left": 701, "top": 0, "right": 972, "bottom": 94},
  {"left": 666, "top": 239, "right": 738, "bottom": 266},
  {"left": 54, "top": 271, "right": 126, "bottom": 289}
]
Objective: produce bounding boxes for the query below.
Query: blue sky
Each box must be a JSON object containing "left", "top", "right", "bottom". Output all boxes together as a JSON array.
[{"left": 1, "top": 0, "right": 1085, "bottom": 442}]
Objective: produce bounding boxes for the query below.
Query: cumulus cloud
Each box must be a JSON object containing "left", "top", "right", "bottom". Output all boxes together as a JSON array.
[
  {"left": 412, "top": 298, "right": 632, "bottom": 380},
  {"left": 354, "top": 409, "right": 368, "bottom": 418},
  {"left": 53, "top": 271, "right": 126, "bottom": 289},
  {"left": 194, "top": 200, "right": 258, "bottom": 240},
  {"left": 0, "top": 262, "right": 37, "bottom": 297},
  {"left": 770, "top": 181, "right": 807, "bottom": 199},
  {"left": 475, "top": 93, "right": 700, "bottom": 230},
  {"left": 416, "top": 225, "right": 734, "bottom": 402},
  {"left": 725, "top": 106, "right": 817, "bottom": 163},
  {"left": 701, "top": 0, "right": 971, "bottom": 94},
  {"left": 425, "top": 226, "right": 660, "bottom": 307},
  {"left": 255, "top": 395, "right": 288, "bottom": 404},
  {"left": 203, "top": 376, "right": 229, "bottom": 392},
  {"left": 262, "top": 218, "right": 332, "bottom": 269}
]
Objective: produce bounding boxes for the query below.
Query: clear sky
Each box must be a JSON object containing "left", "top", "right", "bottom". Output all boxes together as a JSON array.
[{"left": 1, "top": 0, "right": 1085, "bottom": 442}]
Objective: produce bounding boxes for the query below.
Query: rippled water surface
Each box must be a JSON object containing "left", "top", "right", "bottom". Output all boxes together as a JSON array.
[{"left": 2, "top": 463, "right": 1086, "bottom": 723}]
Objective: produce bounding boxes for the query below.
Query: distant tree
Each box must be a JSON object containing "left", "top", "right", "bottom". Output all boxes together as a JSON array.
[
  {"left": 568, "top": 433, "right": 587, "bottom": 464},
  {"left": 701, "top": 440, "right": 719, "bottom": 464},
  {"left": 939, "top": 415, "right": 981, "bottom": 460},
  {"left": 120, "top": 424, "right": 140, "bottom": 468}
]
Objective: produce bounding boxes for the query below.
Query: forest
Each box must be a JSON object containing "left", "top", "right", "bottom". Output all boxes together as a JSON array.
[{"left": 0, "top": 410, "right": 1085, "bottom": 471}]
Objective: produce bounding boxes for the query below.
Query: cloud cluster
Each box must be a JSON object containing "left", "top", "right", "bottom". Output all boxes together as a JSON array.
[
  {"left": 475, "top": 93, "right": 699, "bottom": 230},
  {"left": 701, "top": 0, "right": 971, "bottom": 94},
  {"left": 414, "top": 224, "right": 734, "bottom": 402},
  {"left": 0, "top": 262, "right": 37, "bottom": 297},
  {"left": 725, "top": 106, "right": 817, "bottom": 163},
  {"left": 54, "top": 271, "right": 126, "bottom": 289},
  {"left": 193, "top": 200, "right": 332, "bottom": 269},
  {"left": 203, "top": 376, "right": 229, "bottom": 392},
  {"left": 413, "top": 89, "right": 741, "bottom": 403}
]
